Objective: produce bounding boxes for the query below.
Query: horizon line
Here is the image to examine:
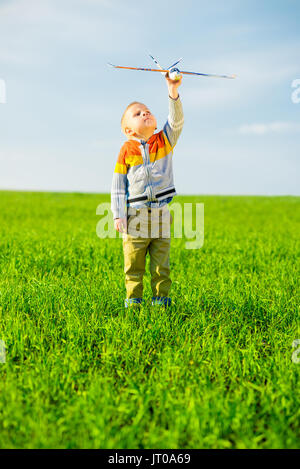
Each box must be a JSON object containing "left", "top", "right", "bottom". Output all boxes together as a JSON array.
[{"left": 0, "top": 188, "right": 298, "bottom": 197}]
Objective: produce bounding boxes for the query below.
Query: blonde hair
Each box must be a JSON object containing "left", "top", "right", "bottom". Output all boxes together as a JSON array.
[{"left": 121, "top": 101, "right": 145, "bottom": 136}]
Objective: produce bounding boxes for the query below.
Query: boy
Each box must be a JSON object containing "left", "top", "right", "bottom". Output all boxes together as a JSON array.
[{"left": 111, "top": 73, "right": 183, "bottom": 308}]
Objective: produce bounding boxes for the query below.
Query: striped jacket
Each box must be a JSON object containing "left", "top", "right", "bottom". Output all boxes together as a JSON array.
[{"left": 111, "top": 95, "right": 184, "bottom": 219}]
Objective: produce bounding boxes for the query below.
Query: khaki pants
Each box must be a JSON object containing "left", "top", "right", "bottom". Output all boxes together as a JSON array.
[{"left": 122, "top": 205, "right": 173, "bottom": 304}]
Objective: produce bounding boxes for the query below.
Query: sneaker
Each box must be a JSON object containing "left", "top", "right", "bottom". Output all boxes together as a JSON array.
[
  {"left": 124, "top": 298, "right": 144, "bottom": 308},
  {"left": 151, "top": 296, "right": 171, "bottom": 307}
]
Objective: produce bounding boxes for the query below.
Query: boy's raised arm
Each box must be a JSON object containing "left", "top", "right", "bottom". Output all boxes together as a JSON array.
[{"left": 163, "top": 74, "right": 184, "bottom": 149}]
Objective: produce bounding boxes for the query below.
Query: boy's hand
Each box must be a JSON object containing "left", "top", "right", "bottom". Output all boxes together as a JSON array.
[
  {"left": 114, "top": 217, "right": 127, "bottom": 233},
  {"left": 165, "top": 72, "right": 182, "bottom": 100}
]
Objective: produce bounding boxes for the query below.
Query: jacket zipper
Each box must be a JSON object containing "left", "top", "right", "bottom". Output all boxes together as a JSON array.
[{"left": 141, "top": 142, "right": 155, "bottom": 201}]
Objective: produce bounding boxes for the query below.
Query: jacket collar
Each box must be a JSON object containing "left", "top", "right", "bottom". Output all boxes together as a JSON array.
[
  {"left": 128, "top": 133, "right": 157, "bottom": 145},
  {"left": 128, "top": 136, "right": 145, "bottom": 144}
]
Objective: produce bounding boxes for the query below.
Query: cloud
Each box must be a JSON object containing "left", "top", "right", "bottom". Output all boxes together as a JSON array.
[{"left": 238, "top": 121, "right": 300, "bottom": 135}]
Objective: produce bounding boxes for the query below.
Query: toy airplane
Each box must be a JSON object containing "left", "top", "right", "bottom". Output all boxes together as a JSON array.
[{"left": 108, "top": 54, "right": 236, "bottom": 80}]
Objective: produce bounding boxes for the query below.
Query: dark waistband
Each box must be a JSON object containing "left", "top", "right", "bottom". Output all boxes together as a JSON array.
[{"left": 127, "top": 187, "right": 176, "bottom": 204}]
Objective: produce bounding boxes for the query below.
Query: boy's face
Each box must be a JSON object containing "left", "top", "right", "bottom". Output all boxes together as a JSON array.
[{"left": 124, "top": 103, "right": 157, "bottom": 140}]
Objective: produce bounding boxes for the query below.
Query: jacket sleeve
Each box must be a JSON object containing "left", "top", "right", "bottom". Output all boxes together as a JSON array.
[
  {"left": 163, "top": 95, "right": 184, "bottom": 150},
  {"left": 111, "top": 147, "right": 128, "bottom": 219}
]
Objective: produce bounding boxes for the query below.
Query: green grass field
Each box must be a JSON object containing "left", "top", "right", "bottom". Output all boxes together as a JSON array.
[{"left": 0, "top": 190, "right": 299, "bottom": 449}]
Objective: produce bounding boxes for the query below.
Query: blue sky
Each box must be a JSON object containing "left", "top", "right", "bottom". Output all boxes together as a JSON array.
[{"left": 0, "top": 0, "right": 299, "bottom": 195}]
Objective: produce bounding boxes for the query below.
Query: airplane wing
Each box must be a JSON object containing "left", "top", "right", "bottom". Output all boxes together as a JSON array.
[
  {"left": 108, "top": 63, "right": 170, "bottom": 73},
  {"left": 108, "top": 62, "right": 236, "bottom": 79},
  {"left": 180, "top": 70, "right": 236, "bottom": 79},
  {"left": 148, "top": 55, "right": 167, "bottom": 76},
  {"left": 167, "top": 58, "right": 183, "bottom": 69}
]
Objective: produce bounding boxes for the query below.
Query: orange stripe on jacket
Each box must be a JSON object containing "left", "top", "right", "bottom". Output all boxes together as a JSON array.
[
  {"left": 114, "top": 130, "right": 173, "bottom": 172},
  {"left": 149, "top": 132, "right": 173, "bottom": 162}
]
